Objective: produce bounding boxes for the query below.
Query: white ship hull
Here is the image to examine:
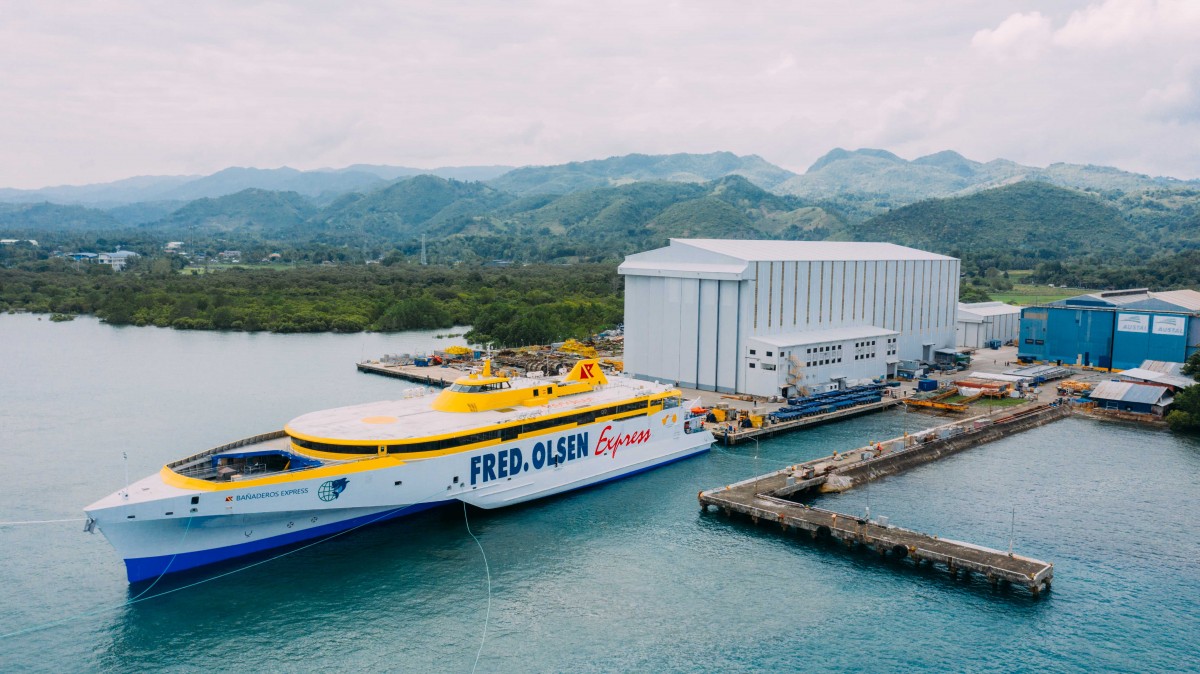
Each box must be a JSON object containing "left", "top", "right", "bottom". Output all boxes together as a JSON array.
[{"left": 87, "top": 409, "right": 713, "bottom": 582}]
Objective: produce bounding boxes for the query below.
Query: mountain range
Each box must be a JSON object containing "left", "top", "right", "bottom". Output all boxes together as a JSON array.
[
  {"left": 2, "top": 149, "right": 1198, "bottom": 264},
  {"left": 5, "top": 148, "right": 1196, "bottom": 210}
]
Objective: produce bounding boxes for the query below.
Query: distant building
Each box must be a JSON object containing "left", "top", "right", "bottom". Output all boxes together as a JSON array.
[
  {"left": 957, "top": 301, "right": 1021, "bottom": 348},
  {"left": 218, "top": 250, "right": 242, "bottom": 262},
  {"left": 68, "top": 252, "right": 99, "bottom": 262},
  {"left": 1, "top": 239, "right": 38, "bottom": 246},
  {"left": 165, "top": 241, "right": 184, "bottom": 251},
  {"left": 1019, "top": 288, "right": 1200, "bottom": 368},
  {"left": 98, "top": 250, "right": 139, "bottom": 271}
]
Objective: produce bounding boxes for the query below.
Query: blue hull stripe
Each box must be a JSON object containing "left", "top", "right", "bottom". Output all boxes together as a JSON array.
[
  {"left": 124, "top": 443, "right": 711, "bottom": 583},
  {"left": 124, "top": 500, "right": 449, "bottom": 583}
]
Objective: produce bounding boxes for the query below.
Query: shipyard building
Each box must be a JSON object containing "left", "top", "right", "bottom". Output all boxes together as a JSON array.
[
  {"left": 956, "top": 301, "right": 1021, "bottom": 348},
  {"left": 619, "top": 239, "right": 960, "bottom": 397},
  {"left": 1018, "top": 289, "right": 1200, "bottom": 369}
]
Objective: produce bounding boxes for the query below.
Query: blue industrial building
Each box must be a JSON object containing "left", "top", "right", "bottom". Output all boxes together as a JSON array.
[{"left": 1018, "top": 289, "right": 1200, "bottom": 370}]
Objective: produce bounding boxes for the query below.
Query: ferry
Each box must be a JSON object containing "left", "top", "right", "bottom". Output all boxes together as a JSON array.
[{"left": 85, "top": 360, "right": 714, "bottom": 582}]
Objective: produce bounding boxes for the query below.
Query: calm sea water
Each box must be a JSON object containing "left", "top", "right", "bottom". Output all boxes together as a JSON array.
[{"left": 1, "top": 313, "right": 1197, "bottom": 673}]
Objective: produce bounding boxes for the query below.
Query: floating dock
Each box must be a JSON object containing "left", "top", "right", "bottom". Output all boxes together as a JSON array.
[{"left": 699, "top": 403, "right": 1070, "bottom": 596}]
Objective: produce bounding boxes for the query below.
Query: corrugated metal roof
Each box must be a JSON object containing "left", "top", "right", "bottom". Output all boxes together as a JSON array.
[
  {"left": 1117, "top": 368, "right": 1196, "bottom": 390},
  {"left": 617, "top": 260, "right": 746, "bottom": 279},
  {"left": 1090, "top": 381, "right": 1171, "bottom": 405},
  {"left": 1058, "top": 288, "right": 1200, "bottom": 313},
  {"left": 673, "top": 239, "right": 955, "bottom": 262},
  {"left": 1149, "top": 289, "right": 1200, "bottom": 312},
  {"left": 1140, "top": 360, "right": 1185, "bottom": 376},
  {"left": 958, "top": 301, "right": 1021, "bottom": 317},
  {"left": 748, "top": 325, "right": 898, "bottom": 347}
]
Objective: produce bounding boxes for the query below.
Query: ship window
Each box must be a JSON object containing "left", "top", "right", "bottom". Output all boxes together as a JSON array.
[{"left": 449, "top": 381, "right": 511, "bottom": 393}]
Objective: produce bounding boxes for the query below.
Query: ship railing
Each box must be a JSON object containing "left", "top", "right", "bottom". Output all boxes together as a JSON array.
[
  {"left": 165, "top": 430, "right": 289, "bottom": 473},
  {"left": 166, "top": 430, "right": 374, "bottom": 481}
]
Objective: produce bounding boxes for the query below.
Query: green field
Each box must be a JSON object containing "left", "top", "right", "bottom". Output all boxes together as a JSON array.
[
  {"left": 987, "top": 284, "right": 1079, "bottom": 306},
  {"left": 985, "top": 271, "right": 1081, "bottom": 306}
]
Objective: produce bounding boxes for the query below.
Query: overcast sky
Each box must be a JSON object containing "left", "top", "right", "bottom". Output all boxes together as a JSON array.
[{"left": 2, "top": 0, "right": 1199, "bottom": 188}]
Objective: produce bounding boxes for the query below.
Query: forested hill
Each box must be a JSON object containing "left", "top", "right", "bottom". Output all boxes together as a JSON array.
[
  {"left": 488, "top": 152, "right": 797, "bottom": 195},
  {"left": 849, "top": 182, "right": 1132, "bottom": 256},
  {"left": 103, "top": 174, "right": 841, "bottom": 260},
  {"left": 152, "top": 189, "right": 318, "bottom": 233},
  {"left": 4, "top": 148, "right": 1200, "bottom": 273}
]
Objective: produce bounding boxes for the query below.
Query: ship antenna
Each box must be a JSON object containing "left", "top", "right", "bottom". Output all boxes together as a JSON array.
[{"left": 122, "top": 452, "right": 130, "bottom": 499}]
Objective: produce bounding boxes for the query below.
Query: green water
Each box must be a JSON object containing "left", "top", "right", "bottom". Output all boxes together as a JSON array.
[{"left": 1, "top": 314, "right": 1198, "bottom": 672}]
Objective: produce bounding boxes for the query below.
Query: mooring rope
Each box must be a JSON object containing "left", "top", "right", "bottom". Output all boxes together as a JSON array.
[
  {"left": 0, "top": 518, "right": 87, "bottom": 526},
  {"left": 462, "top": 501, "right": 492, "bottom": 674},
  {"left": 128, "top": 516, "right": 194, "bottom": 602}
]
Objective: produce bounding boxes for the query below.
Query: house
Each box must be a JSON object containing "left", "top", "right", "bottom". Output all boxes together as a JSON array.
[{"left": 98, "top": 250, "right": 139, "bottom": 271}]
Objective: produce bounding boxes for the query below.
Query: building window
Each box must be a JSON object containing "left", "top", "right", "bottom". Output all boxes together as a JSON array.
[
  {"left": 762, "top": 363, "right": 776, "bottom": 371},
  {"left": 766, "top": 351, "right": 773, "bottom": 357},
  {"left": 750, "top": 349, "right": 756, "bottom": 355},
  {"left": 749, "top": 363, "right": 756, "bottom": 368}
]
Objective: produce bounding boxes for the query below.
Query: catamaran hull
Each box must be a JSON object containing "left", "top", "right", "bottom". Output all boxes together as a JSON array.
[
  {"left": 117, "top": 502, "right": 448, "bottom": 583},
  {"left": 91, "top": 416, "right": 713, "bottom": 582}
]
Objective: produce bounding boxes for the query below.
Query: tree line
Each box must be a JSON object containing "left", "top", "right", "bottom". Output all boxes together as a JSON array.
[{"left": 0, "top": 260, "right": 623, "bottom": 347}]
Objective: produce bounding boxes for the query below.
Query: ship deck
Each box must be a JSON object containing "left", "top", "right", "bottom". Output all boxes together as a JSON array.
[{"left": 286, "top": 376, "right": 669, "bottom": 442}]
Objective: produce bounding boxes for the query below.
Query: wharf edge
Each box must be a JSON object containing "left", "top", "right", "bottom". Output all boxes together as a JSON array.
[{"left": 699, "top": 403, "right": 1070, "bottom": 596}]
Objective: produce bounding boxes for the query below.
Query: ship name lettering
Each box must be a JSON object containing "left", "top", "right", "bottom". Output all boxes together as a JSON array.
[
  {"left": 470, "top": 432, "right": 589, "bottom": 486},
  {"left": 594, "top": 425, "right": 651, "bottom": 458}
]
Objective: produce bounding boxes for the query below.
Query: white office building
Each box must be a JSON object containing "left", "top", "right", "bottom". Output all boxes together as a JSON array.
[{"left": 619, "top": 239, "right": 960, "bottom": 397}]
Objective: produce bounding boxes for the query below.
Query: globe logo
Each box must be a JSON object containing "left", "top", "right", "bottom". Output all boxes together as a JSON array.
[{"left": 318, "top": 478, "right": 349, "bottom": 502}]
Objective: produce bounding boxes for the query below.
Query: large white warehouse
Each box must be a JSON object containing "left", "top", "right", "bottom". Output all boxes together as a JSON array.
[{"left": 619, "top": 239, "right": 960, "bottom": 397}]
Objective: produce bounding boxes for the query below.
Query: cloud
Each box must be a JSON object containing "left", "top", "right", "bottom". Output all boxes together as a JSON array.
[
  {"left": 2, "top": 2, "right": 1200, "bottom": 187},
  {"left": 1141, "top": 61, "right": 1200, "bottom": 123},
  {"left": 1053, "top": 0, "right": 1200, "bottom": 48},
  {"left": 971, "top": 12, "right": 1052, "bottom": 61}
]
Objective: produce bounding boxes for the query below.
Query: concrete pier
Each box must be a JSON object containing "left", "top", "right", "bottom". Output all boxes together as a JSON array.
[
  {"left": 713, "top": 397, "right": 902, "bottom": 446},
  {"left": 356, "top": 361, "right": 460, "bottom": 387},
  {"left": 699, "top": 403, "right": 1069, "bottom": 596}
]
